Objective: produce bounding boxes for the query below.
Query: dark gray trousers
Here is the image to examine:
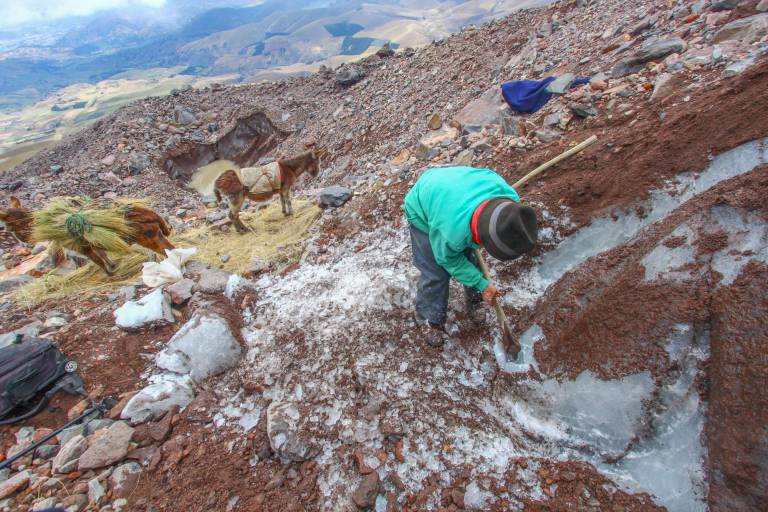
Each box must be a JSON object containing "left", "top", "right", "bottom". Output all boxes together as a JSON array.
[{"left": 409, "top": 224, "right": 483, "bottom": 325}]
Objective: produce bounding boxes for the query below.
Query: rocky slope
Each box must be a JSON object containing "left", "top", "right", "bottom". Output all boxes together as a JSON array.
[{"left": 1, "top": 0, "right": 768, "bottom": 511}]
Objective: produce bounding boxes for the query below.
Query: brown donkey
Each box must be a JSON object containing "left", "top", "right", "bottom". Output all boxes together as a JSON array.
[
  {"left": 213, "top": 149, "right": 325, "bottom": 234},
  {"left": 0, "top": 196, "right": 175, "bottom": 276}
]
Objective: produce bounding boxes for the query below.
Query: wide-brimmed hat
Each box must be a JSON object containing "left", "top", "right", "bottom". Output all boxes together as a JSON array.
[{"left": 477, "top": 199, "right": 537, "bottom": 260}]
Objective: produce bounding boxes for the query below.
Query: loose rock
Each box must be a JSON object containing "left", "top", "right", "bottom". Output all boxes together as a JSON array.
[
  {"left": 53, "top": 435, "right": 88, "bottom": 474},
  {"left": 351, "top": 472, "right": 380, "bottom": 509},
  {"left": 319, "top": 186, "right": 353, "bottom": 208},
  {"left": 78, "top": 421, "right": 135, "bottom": 471}
]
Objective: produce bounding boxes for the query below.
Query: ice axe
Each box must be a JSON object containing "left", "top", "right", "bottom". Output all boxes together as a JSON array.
[
  {"left": 478, "top": 135, "right": 598, "bottom": 361},
  {"left": 474, "top": 248, "right": 519, "bottom": 358}
]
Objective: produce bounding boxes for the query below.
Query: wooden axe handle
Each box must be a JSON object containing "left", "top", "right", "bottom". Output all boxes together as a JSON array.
[
  {"left": 474, "top": 249, "right": 508, "bottom": 323},
  {"left": 512, "top": 135, "right": 598, "bottom": 189}
]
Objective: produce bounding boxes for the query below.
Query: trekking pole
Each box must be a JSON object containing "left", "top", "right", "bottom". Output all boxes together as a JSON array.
[{"left": 0, "top": 399, "right": 113, "bottom": 471}]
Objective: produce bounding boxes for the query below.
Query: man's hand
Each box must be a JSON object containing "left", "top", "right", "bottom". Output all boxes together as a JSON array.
[{"left": 482, "top": 283, "right": 502, "bottom": 305}]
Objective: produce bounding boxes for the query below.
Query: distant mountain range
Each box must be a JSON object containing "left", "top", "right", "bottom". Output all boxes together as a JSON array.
[{"left": 0, "top": 0, "right": 544, "bottom": 111}]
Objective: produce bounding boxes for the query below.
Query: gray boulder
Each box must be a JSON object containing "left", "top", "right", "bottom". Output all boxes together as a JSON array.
[
  {"left": 127, "top": 152, "right": 150, "bottom": 175},
  {"left": 155, "top": 312, "right": 241, "bottom": 383},
  {"left": 335, "top": 65, "right": 364, "bottom": 86},
  {"left": 319, "top": 186, "right": 352, "bottom": 208},
  {"left": 0, "top": 320, "right": 42, "bottom": 349},
  {"left": 714, "top": 14, "right": 768, "bottom": 43},
  {"left": 173, "top": 106, "right": 197, "bottom": 125},
  {"left": 612, "top": 38, "right": 686, "bottom": 77}
]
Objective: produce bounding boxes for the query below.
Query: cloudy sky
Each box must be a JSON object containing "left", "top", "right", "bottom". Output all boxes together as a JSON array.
[{"left": 1, "top": 0, "right": 168, "bottom": 28}]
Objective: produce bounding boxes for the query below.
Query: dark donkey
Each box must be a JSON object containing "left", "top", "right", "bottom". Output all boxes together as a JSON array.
[{"left": 213, "top": 148, "right": 326, "bottom": 233}]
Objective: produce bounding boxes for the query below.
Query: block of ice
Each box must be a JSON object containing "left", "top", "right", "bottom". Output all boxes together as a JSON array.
[{"left": 156, "top": 311, "right": 242, "bottom": 383}]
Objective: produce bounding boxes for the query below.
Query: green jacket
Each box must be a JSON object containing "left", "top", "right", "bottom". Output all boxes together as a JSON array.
[{"left": 403, "top": 166, "right": 520, "bottom": 291}]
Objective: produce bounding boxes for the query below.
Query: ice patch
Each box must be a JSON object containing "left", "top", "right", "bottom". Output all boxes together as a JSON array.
[
  {"left": 708, "top": 206, "right": 768, "bottom": 285},
  {"left": 506, "top": 137, "right": 768, "bottom": 308},
  {"left": 642, "top": 225, "right": 697, "bottom": 282},
  {"left": 536, "top": 371, "right": 654, "bottom": 456},
  {"left": 464, "top": 481, "right": 493, "bottom": 509},
  {"left": 495, "top": 324, "right": 543, "bottom": 373},
  {"left": 642, "top": 205, "right": 768, "bottom": 286}
]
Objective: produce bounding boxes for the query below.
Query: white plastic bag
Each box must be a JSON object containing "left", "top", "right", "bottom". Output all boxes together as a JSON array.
[{"left": 142, "top": 247, "right": 197, "bottom": 287}]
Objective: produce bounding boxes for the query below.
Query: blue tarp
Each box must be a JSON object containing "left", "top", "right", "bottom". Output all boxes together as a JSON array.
[{"left": 501, "top": 76, "right": 591, "bottom": 114}]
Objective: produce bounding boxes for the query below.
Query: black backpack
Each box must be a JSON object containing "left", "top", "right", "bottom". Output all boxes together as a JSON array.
[{"left": 0, "top": 335, "right": 85, "bottom": 425}]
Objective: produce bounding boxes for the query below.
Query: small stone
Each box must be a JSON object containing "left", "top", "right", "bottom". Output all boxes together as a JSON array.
[
  {"left": 121, "top": 378, "right": 194, "bottom": 425},
  {"left": 723, "top": 56, "right": 756, "bottom": 78},
  {"left": 543, "top": 113, "right": 563, "bottom": 127},
  {"left": 68, "top": 400, "right": 90, "bottom": 421},
  {"left": 85, "top": 419, "right": 115, "bottom": 436},
  {"left": 758, "top": 0, "right": 768, "bottom": 12},
  {"left": 127, "top": 152, "right": 150, "bottom": 175},
  {"left": 61, "top": 494, "right": 88, "bottom": 512},
  {"left": 206, "top": 210, "right": 227, "bottom": 223},
  {"left": 31, "top": 497, "right": 58, "bottom": 511},
  {"left": 351, "top": 472, "right": 380, "bottom": 509},
  {"left": 166, "top": 278, "right": 194, "bottom": 305},
  {"left": 0, "top": 471, "right": 29, "bottom": 499},
  {"left": 109, "top": 462, "right": 142, "bottom": 498},
  {"left": 220, "top": 255, "right": 231, "bottom": 263},
  {"left": 246, "top": 257, "right": 269, "bottom": 276},
  {"left": 87, "top": 478, "right": 106, "bottom": 506},
  {"left": 650, "top": 73, "right": 678, "bottom": 102},
  {"left": 197, "top": 268, "right": 229, "bottom": 293},
  {"left": 34, "top": 444, "right": 59, "bottom": 460},
  {"left": 427, "top": 113, "right": 442, "bottom": 130},
  {"left": 57, "top": 425, "right": 86, "bottom": 446},
  {"left": 534, "top": 129, "right": 562, "bottom": 143},
  {"left": 589, "top": 78, "right": 608, "bottom": 91},
  {"left": 0, "top": 276, "right": 33, "bottom": 294},
  {"left": 711, "top": 0, "right": 739, "bottom": 11},
  {"left": 714, "top": 13, "right": 768, "bottom": 43}
]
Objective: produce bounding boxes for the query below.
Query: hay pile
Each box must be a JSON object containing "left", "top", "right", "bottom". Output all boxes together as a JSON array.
[
  {"left": 12, "top": 200, "right": 320, "bottom": 306},
  {"left": 174, "top": 200, "right": 320, "bottom": 274},
  {"left": 12, "top": 250, "right": 156, "bottom": 307}
]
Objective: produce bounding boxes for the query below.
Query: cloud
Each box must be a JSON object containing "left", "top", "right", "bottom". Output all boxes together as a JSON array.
[{"left": 2, "top": 0, "right": 168, "bottom": 28}]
